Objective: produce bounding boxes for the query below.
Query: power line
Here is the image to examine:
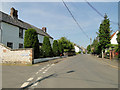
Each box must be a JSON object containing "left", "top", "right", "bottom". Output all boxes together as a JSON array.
[
  {"left": 61, "top": 0, "right": 89, "bottom": 39},
  {"left": 85, "top": 0, "right": 118, "bottom": 26}
]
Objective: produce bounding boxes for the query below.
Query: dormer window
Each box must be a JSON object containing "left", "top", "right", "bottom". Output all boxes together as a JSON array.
[{"left": 19, "top": 27, "right": 23, "bottom": 38}]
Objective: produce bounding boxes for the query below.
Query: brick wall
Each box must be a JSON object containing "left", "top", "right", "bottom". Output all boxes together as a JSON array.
[{"left": 0, "top": 43, "right": 34, "bottom": 64}]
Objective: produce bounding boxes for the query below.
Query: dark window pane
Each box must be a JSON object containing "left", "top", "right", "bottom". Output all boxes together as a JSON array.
[
  {"left": 19, "top": 28, "right": 23, "bottom": 38},
  {"left": 7, "top": 42, "right": 13, "bottom": 49},
  {"left": 19, "top": 43, "right": 23, "bottom": 48}
]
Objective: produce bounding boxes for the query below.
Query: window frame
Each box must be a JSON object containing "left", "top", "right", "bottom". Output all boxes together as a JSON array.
[
  {"left": 19, "top": 43, "right": 23, "bottom": 48},
  {"left": 7, "top": 42, "right": 13, "bottom": 49},
  {"left": 19, "top": 27, "right": 23, "bottom": 39}
]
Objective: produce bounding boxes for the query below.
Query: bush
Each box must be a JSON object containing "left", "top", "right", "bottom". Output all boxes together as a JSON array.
[
  {"left": 41, "top": 36, "right": 53, "bottom": 57},
  {"left": 24, "top": 28, "right": 40, "bottom": 59},
  {"left": 78, "top": 51, "right": 81, "bottom": 54},
  {"left": 58, "top": 42, "right": 64, "bottom": 56},
  {"left": 53, "top": 40, "right": 60, "bottom": 56}
]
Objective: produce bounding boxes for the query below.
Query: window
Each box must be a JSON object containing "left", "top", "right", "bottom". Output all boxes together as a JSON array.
[
  {"left": 19, "top": 28, "right": 23, "bottom": 38},
  {"left": 19, "top": 43, "right": 23, "bottom": 48},
  {"left": 7, "top": 42, "right": 13, "bottom": 49}
]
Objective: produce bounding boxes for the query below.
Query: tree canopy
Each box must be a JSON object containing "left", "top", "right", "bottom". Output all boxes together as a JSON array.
[
  {"left": 58, "top": 37, "right": 74, "bottom": 52},
  {"left": 97, "top": 14, "right": 111, "bottom": 53}
]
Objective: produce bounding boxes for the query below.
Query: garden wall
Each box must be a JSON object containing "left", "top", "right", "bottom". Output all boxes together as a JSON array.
[{"left": 0, "top": 43, "right": 34, "bottom": 64}]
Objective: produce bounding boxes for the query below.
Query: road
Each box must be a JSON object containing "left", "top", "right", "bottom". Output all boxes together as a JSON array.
[{"left": 2, "top": 54, "right": 118, "bottom": 88}]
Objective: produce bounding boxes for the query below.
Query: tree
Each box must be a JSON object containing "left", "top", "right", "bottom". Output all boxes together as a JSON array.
[
  {"left": 87, "top": 45, "right": 91, "bottom": 54},
  {"left": 53, "top": 40, "right": 60, "bottom": 56},
  {"left": 58, "top": 41, "right": 64, "bottom": 55},
  {"left": 24, "top": 28, "right": 40, "bottom": 59},
  {"left": 97, "top": 14, "right": 111, "bottom": 54},
  {"left": 117, "top": 31, "right": 120, "bottom": 59},
  {"left": 41, "top": 36, "right": 53, "bottom": 57},
  {"left": 58, "top": 37, "right": 74, "bottom": 52}
]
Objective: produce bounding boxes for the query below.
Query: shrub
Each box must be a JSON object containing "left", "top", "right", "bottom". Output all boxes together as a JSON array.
[
  {"left": 53, "top": 40, "right": 60, "bottom": 56},
  {"left": 58, "top": 42, "right": 64, "bottom": 56},
  {"left": 41, "top": 36, "right": 53, "bottom": 57},
  {"left": 24, "top": 28, "right": 40, "bottom": 59}
]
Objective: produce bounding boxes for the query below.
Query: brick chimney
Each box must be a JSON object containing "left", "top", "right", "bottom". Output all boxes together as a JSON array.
[
  {"left": 42, "top": 27, "right": 47, "bottom": 32},
  {"left": 10, "top": 7, "right": 18, "bottom": 19}
]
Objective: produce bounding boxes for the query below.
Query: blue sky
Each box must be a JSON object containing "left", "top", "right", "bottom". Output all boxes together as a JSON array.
[{"left": 1, "top": 2, "right": 118, "bottom": 48}]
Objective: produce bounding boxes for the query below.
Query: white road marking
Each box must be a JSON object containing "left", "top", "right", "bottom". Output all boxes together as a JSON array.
[
  {"left": 39, "top": 69, "right": 42, "bottom": 72},
  {"left": 47, "top": 64, "right": 50, "bottom": 66},
  {"left": 27, "top": 77, "right": 34, "bottom": 82},
  {"left": 21, "top": 82, "right": 29, "bottom": 88},
  {"left": 36, "top": 72, "right": 39, "bottom": 74},
  {"left": 31, "top": 82, "right": 38, "bottom": 87},
  {"left": 37, "top": 77, "right": 42, "bottom": 80},
  {"left": 43, "top": 71, "right": 46, "bottom": 73},
  {"left": 44, "top": 69, "right": 48, "bottom": 72},
  {"left": 31, "top": 77, "right": 42, "bottom": 87},
  {"left": 51, "top": 64, "right": 55, "bottom": 66},
  {"left": 42, "top": 68, "right": 44, "bottom": 70}
]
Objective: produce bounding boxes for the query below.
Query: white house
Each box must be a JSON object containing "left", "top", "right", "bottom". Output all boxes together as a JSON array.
[
  {"left": 110, "top": 30, "right": 119, "bottom": 45},
  {"left": 74, "top": 45, "right": 80, "bottom": 53},
  {"left": 0, "top": 7, "right": 53, "bottom": 49},
  {"left": 74, "top": 44, "right": 83, "bottom": 53}
]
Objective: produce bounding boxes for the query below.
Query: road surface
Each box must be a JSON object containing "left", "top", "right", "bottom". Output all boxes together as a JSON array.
[{"left": 2, "top": 54, "right": 118, "bottom": 88}]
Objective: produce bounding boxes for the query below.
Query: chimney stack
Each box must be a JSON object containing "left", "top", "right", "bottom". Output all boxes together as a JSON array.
[
  {"left": 10, "top": 7, "right": 18, "bottom": 19},
  {"left": 42, "top": 27, "right": 47, "bottom": 32}
]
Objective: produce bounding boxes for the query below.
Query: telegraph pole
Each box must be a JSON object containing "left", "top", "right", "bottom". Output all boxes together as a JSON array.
[{"left": 90, "top": 38, "right": 92, "bottom": 54}]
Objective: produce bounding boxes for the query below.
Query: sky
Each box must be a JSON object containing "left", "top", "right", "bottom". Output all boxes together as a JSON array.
[{"left": 1, "top": 1, "right": 118, "bottom": 48}]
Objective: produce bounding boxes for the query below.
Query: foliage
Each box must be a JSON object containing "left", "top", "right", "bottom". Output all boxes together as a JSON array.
[
  {"left": 24, "top": 28, "right": 40, "bottom": 59},
  {"left": 53, "top": 40, "right": 60, "bottom": 56},
  {"left": 58, "top": 37, "right": 75, "bottom": 52},
  {"left": 58, "top": 42, "right": 64, "bottom": 55},
  {"left": 87, "top": 45, "right": 91, "bottom": 54},
  {"left": 78, "top": 51, "right": 81, "bottom": 54},
  {"left": 97, "top": 14, "right": 111, "bottom": 53},
  {"left": 117, "top": 31, "right": 120, "bottom": 59},
  {"left": 41, "top": 36, "right": 53, "bottom": 57},
  {"left": 83, "top": 51, "right": 85, "bottom": 54},
  {"left": 76, "top": 51, "right": 81, "bottom": 55}
]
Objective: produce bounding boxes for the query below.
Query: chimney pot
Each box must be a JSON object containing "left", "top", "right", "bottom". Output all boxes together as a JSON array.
[
  {"left": 42, "top": 27, "right": 47, "bottom": 32},
  {"left": 10, "top": 7, "right": 18, "bottom": 19}
]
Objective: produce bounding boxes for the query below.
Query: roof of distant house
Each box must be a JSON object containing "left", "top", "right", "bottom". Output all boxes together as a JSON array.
[
  {"left": 110, "top": 30, "right": 119, "bottom": 39},
  {"left": 0, "top": 11, "right": 53, "bottom": 39}
]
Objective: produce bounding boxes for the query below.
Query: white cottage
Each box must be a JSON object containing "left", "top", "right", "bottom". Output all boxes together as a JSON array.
[
  {"left": 0, "top": 8, "right": 53, "bottom": 49},
  {"left": 110, "top": 30, "right": 119, "bottom": 45},
  {"left": 74, "top": 44, "right": 83, "bottom": 53}
]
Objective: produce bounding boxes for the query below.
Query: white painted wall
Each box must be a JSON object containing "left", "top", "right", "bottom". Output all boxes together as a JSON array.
[
  {"left": 38, "top": 35, "right": 53, "bottom": 45},
  {"left": 0, "top": 22, "right": 1, "bottom": 43},
  {"left": 1, "top": 22, "right": 25, "bottom": 49},
  {"left": 1, "top": 22, "right": 53, "bottom": 49},
  {"left": 111, "top": 31, "right": 119, "bottom": 45},
  {"left": 74, "top": 46, "right": 80, "bottom": 53},
  {"left": 49, "top": 38, "right": 53, "bottom": 46},
  {"left": 0, "top": 29, "right": 1, "bottom": 43},
  {"left": 38, "top": 35, "right": 44, "bottom": 44}
]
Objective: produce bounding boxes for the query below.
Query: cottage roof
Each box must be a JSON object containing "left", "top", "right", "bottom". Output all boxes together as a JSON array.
[
  {"left": 110, "top": 30, "right": 119, "bottom": 39},
  {"left": 0, "top": 11, "right": 53, "bottom": 39}
]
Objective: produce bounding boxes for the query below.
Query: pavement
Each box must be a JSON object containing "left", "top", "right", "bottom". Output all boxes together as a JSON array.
[
  {"left": 34, "top": 56, "right": 67, "bottom": 64},
  {"left": 2, "top": 54, "right": 118, "bottom": 88},
  {"left": 91, "top": 55, "right": 119, "bottom": 69}
]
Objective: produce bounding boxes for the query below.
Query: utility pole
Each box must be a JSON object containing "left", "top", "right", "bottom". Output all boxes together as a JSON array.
[{"left": 90, "top": 38, "right": 92, "bottom": 54}]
